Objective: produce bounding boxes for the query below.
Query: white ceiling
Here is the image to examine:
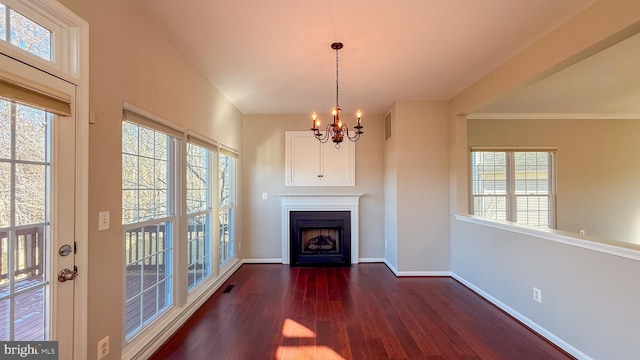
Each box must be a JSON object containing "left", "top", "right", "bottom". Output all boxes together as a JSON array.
[{"left": 130, "top": 0, "right": 596, "bottom": 115}]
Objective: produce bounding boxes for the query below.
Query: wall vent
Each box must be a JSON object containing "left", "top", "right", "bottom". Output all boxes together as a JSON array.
[{"left": 384, "top": 110, "right": 392, "bottom": 140}]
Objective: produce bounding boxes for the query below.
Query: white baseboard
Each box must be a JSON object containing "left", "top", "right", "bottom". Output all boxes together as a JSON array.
[
  {"left": 242, "top": 258, "right": 283, "bottom": 264},
  {"left": 382, "top": 259, "right": 450, "bottom": 277},
  {"left": 358, "top": 257, "right": 385, "bottom": 263},
  {"left": 451, "top": 272, "right": 591, "bottom": 360},
  {"left": 383, "top": 259, "right": 398, "bottom": 275},
  {"left": 396, "top": 270, "right": 452, "bottom": 277}
]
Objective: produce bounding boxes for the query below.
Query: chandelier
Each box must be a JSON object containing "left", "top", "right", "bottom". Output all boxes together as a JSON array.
[{"left": 310, "top": 42, "right": 363, "bottom": 147}]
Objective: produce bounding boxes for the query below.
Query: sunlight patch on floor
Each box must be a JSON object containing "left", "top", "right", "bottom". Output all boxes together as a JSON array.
[
  {"left": 281, "top": 318, "right": 316, "bottom": 338},
  {"left": 276, "top": 345, "right": 345, "bottom": 360},
  {"left": 277, "top": 318, "right": 345, "bottom": 360}
]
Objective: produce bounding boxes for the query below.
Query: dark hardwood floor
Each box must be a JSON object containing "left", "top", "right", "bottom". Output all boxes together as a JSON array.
[{"left": 151, "top": 264, "right": 573, "bottom": 360}]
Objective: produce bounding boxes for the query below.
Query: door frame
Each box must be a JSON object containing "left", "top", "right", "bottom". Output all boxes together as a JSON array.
[{"left": 0, "top": 1, "right": 90, "bottom": 358}]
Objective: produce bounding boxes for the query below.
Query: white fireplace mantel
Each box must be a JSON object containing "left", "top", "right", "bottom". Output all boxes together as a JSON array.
[{"left": 279, "top": 194, "right": 363, "bottom": 264}]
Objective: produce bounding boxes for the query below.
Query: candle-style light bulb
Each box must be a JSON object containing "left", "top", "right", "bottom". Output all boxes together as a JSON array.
[{"left": 356, "top": 110, "right": 362, "bottom": 119}]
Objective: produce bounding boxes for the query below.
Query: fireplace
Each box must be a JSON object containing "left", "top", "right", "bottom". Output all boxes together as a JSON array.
[
  {"left": 290, "top": 211, "right": 351, "bottom": 266},
  {"left": 279, "top": 194, "right": 361, "bottom": 265}
]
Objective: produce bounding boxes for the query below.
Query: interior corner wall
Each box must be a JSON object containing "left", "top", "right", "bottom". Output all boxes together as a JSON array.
[
  {"left": 392, "top": 101, "right": 450, "bottom": 273},
  {"left": 58, "top": 1, "right": 242, "bottom": 359},
  {"left": 383, "top": 104, "right": 398, "bottom": 270},
  {"left": 241, "top": 114, "right": 385, "bottom": 262}
]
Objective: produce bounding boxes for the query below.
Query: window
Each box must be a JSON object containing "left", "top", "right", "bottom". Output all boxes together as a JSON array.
[
  {"left": 218, "top": 153, "right": 236, "bottom": 265},
  {"left": 0, "top": 2, "right": 52, "bottom": 61},
  {"left": 186, "top": 143, "right": 213, "bottom": 291},
  {"left": 121, "top": 106, "right": 239, "bottom": 353},
  {"left": 0, "top": 99, "right": 50, "bottom": 340},
  {"left": 122, "top": 120, "right": 178, "bottom": 340},
  {"left": 470, "top": 150, "right": 556, "bottom": 227}
]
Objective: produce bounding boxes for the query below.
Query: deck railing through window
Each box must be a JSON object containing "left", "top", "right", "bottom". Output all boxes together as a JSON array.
[{"left": 0, "top": 226, "right": 45, "bottom": 282}]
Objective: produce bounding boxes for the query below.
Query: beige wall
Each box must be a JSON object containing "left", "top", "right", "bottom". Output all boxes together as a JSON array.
[
  {"left": 241, "top": 114, "right": 385, "bottom": 261},
  {"left": 391, "top": 101, "right": 451, "bottom": 272},
  {"left": 58, "top": 1, "right": 242, "bottom": 359},
  {"left": 450, "top": 0, "right": 640, "bottom": 358},
  {"left": 468, "top": 118, "right": 640, "bottom": 245}
]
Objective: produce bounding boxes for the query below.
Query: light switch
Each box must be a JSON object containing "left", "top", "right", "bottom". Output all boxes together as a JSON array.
[
  {"left": 262, "top": 192, "right": 268, "bottom": 200},
  {"left": 98, "top": 211, "right": 110, "bottom": 231}
]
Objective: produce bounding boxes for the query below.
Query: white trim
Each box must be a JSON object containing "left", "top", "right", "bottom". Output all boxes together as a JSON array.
[
  {"left": 395, "top": 270, "right": 452, "bottom": 277},
  {"left": 7, "top": 1, "right": 90, "bottom": 359},
  {"left": 467, "top": 112, "right": 640, "bottom": 120},
  {"left": 451, "top": 272, "right": 591, "bottom": 360},
  {"left": 73, "top": 16, "right": 89, "bottom": 360},
  {"left": 279, "top": 194, "right": 362, "bottom": 264},
  {"left": 383, "top": 259, "right": 398, "bottom": 275},
  {"left": 242, "top": 258, "right": 283, "bottom": 264},
  {"left": 123, "top": 258, "right": 242, "bottom": 360},
  {"left": 358, "top": 258, "right": 385, "bottom": 263},
  {"left": 455, "top": 215, "right": 640, "bottom": 262}
]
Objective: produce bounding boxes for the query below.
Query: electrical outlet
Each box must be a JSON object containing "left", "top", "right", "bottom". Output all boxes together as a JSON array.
[
  {"left": 533, "top": 287, "right": 542, "bottom": 303},
  {"left": 579, "top": 229, "right": 586, "bottom": 235},
  {"left": 238, "top": 242, "right": 242, "bottom": 251},
  {"left": 385, "top": 240, "right": 388, "bottom": 249},
  {"left": 98, "top": 211, "right": 110, "bottom": 231},
  {"left": 97, "top": 335, "right": 109, "bottom": 360}
]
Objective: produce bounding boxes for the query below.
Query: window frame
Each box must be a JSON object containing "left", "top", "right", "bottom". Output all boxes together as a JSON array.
[
  {"left": 218, "top": 151, "right": 236, "bottom": 267},
  {"left": 0, "top": 0, "right": 80, "bottom": 80},
  {"left": 470, "top": 148, "right": 557, "bottom": 228},
  {"left": 185, "top": 141, "right": 216, "bottom": 293},
  {"left": 0, "top": 2, "right": 88, "bottom": 358},
  {"left": 121, "top": 119, "right": 181, "bottom": 342}
]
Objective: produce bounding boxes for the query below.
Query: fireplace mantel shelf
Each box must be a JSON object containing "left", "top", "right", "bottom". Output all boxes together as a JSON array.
[{"left": 280, "top": 194, "right": 362, "bottom": 264}]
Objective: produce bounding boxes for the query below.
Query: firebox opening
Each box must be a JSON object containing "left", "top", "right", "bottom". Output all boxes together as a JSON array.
[
  {"left": 302, "top": 228, "right": 340, "bottom": 254},
  {"left": 290, "top": 211, "right": 351, "bottom": 267}
]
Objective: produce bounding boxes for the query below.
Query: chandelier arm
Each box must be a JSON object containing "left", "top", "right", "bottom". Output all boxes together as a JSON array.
[
  {"left": 342, "top": 125, "right": 362, "bottom": 142},
  {"left": 313, "top": 123, "right": 333, "bottom": 143}
]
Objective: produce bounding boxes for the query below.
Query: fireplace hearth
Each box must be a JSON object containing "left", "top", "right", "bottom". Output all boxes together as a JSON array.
[{"left": 290, "top": 211, "right": 351, "bottom": 266}]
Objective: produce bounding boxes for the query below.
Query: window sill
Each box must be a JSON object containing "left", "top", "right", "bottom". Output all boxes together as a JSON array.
[{"left": 454, "top": 214, "right": 640, "bottom": 262}]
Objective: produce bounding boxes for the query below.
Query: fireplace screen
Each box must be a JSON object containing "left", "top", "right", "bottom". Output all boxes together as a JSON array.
[
  {"left": 289, "top": 210, "right": 351, "bottom": 266},
  {"left": 301, "top": 228, "right": 340, "bottom": 254}
]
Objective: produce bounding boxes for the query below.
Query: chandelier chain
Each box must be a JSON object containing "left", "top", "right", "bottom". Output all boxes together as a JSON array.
[{"left": 335, "top": 46, "right": 339, "bottom": 108}]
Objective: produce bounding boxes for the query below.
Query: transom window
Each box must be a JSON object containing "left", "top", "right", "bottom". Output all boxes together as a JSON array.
[
  {"left": 470, "top": 150, "right": 556, "bottom": 228},
  {"left": 0, "top": 2, "right": 52, "bottom": 61}
]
